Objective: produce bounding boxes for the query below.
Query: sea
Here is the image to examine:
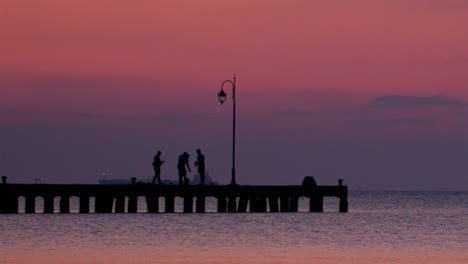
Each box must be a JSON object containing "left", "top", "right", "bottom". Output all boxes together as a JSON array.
[{"left": 0, "top": 191, "right": 466, "bottom": 264}]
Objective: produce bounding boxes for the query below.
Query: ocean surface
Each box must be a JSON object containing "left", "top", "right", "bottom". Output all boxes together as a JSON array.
[{"left": 1, "top": 191, "right": 466, "bottom": 264}]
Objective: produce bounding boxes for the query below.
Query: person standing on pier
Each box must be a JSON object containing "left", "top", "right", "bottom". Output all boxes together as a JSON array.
[
  {"left": 194, "top": 149, "right": 205, "bottom": 185},
  {"left": 177, "top": 152, "right": 191, "bottom": 185},
  {"left": 152, "top": 151, "right": 165, "bottom": 184}
]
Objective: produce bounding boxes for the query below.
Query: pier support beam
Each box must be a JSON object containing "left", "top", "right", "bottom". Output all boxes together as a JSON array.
[
  {"left": 259, "top": 197, "right": 267, "bottom": 212},
  {"left": 339, "top": 197, "right": 348, "bottom": 213},
  {"left": 250, "top": 197, "right": 267, "bottom": 212},
  {"left": 95, "top": 196, "right": 114, "bottom": 213},
  {"left": 310, "top": 195, "right": 323, "bottom": 212},
  {"left": 196, "top": 197, "right": 205, "bottom": 213},
  {"left": 280, "top": 197, "right": 290, "bottom": 212},
  {"left": 237, "top": 197, "right": 248, "bottom": 213},
  {"left": 79, "top": 196, "right": 89, "bottom": 213},
  {"left": 217, "top": 197, "right": 227, "bottom": 213},
  {"left": 128, "top": 195, "right": 138, "bottom": 213},
  {"left": 268, "top": 197, "right": 279, "bottom": 212},
  {"left": 183, "top": 196, "right": 193, "bottom": 213},
  {"left": 165, "top": 196, "right": 175, "bottom": 213},
  {"left": 0, "top": 194, "right": 18, "bottom": 214},
  {"left": 60, "top": 196, "right": 70, "bottom": 214},
  {"left": 44, "top": 196, "right": 54, "bottom": 213},
  {"left": 115, "top": 196, "right": 125, "bottom": 213},
  {"left": 249, "top": 197, "right": 258, "bottom": 212},
  {"left": 146, "top": 195, "right": 159, "bottom": 213},
  {"left": 289, "top": 197, "right": 299, "bottom": 212},
  {"left": 25, "top": 196, "right": 35, "bottom": 214},
  {"left": 228, "top": 197, "right": 237, "bottom": 213}
]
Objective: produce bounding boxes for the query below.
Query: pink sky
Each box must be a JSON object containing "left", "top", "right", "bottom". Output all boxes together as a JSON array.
[{"left": 0, "top": 0, "right": 467, "bottom": 189}]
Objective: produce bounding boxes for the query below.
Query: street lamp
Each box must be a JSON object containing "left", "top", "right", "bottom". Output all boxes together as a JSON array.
[{"left": 217, "top": 75, "right": 237, "bottom": 185}]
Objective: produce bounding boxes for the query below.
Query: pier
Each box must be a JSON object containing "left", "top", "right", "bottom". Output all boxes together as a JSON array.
[{"left": 0, "top": 177, "right": 348, "bottom": 214}]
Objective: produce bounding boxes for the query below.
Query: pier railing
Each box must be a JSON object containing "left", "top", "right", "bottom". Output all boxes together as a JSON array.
[{"left": 0, "top": 177, "right": 348, "bottom": 214}]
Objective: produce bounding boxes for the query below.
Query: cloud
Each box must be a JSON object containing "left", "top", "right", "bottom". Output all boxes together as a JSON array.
[
  {"left": 152, "top": 112, "right": 222, "bottom": 123},
  {"left": 0, "top": 108, "right": 110, "bottom": 121},
  {"left": 349, "top": 118, "right": 435, "bottom": 127},
  {"left": 370, "top": 95, "right": 468, "bottom": 108},
  {"left": 277, "top": 109, "right": 315, "bottom": 116},
  {"left": 277, "top": 108, "right": 374, "bottom": 117}
]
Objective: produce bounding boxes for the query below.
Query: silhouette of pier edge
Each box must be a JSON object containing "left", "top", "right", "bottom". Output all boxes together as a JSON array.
[{"left": 0, "top": 176, "right": 348, "bottom": 213}]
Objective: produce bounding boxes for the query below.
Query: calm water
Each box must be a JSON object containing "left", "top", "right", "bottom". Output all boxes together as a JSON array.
[{"left": 1, "top": 191, "right": 467, "bottom": 264}]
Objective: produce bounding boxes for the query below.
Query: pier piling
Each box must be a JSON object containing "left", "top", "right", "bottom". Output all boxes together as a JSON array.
[
  {"left": 44, "top": 196, "right": 54, "bottom": 213},
  {"left": 165, "top": 196, "right": 175, "bottom": 213},
  {"left": 196, "top": 197, "right": 205, "bottom": 213},
  {"left": 289, "top": 197, "right": 299, "bottom": 212},
  {"left": 217, "top": 197, "right": 227, "bottom": 213},
  {"left": 146, "top": 195, "right": 159, "bottom": 213},
  {"left": 183, "top": 196, "right": 193, "bottom": 213},
  {"left": 228, "top": 197, "right": 237, "bottom": 213},
  {"left": 280, "top": 197, "right": 290, "bottom": 212},
  {"left": 310, "top": 195, "right": 323, "bottom": 212},
  {"left": 268, "top": 197, "right": 279, "bottom": 212},
  {"left": 115, "top": 196, "right": 125, "bottom": 213},
  {"left": 60, "top": 196, "right": 70, "bottom": 213},
  {"left": 95, "top": 196, "right": 113, "bottom": 213},
  {"left": 237, "top": 197, "right": 248, "bottom": 212},
  {"left": 79, "top": 196, "right": 89, "bottom": 213},
  {"left": 25, "top": 196, "right": 35, "bottom": 214},
  {"left": 128, "top": 195, "right": 138, "bottom": 213}
]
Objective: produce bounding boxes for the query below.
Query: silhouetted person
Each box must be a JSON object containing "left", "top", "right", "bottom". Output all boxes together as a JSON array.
[
  {"left": 152, "top": 151, "right": 165, "bottom": 184},
  {"left": 194, "top": 149, "right": 205, "bottom": 185},
  {"left": 177, "top": 152, "right": 191, "bottom": 185}
]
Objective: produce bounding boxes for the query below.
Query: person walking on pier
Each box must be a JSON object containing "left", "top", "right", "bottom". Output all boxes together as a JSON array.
[
  {"left": 177, "top": 152, "right": 191, "bottom": 185},
  {"left": 152, "top": 151, "right": 165, "bottom": 184},
  {"left": 194, "top": 149, "right": 205, "bottom": 185}
]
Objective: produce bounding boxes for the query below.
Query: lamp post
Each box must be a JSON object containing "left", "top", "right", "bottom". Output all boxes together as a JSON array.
[{"left": 217, "top": 75, "right": 237, "bottom": 185}]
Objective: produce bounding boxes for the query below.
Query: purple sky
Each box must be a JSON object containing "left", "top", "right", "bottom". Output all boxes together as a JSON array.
[{"left": 0, "top": 0, "right": 467, "bottom": 190}]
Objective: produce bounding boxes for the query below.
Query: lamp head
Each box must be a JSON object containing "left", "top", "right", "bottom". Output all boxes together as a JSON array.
[{"left": 217, "top": 90, "right": 227, "bottom": 105}]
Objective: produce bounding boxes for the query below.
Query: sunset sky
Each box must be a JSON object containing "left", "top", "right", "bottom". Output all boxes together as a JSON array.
[{"left": 0, "top": 0, "right": 467, "bottom": 190}]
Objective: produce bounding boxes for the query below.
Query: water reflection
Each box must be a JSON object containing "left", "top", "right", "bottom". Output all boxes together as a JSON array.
[{"left": 1, "top": 192, "right": 467, "bottom": 264}]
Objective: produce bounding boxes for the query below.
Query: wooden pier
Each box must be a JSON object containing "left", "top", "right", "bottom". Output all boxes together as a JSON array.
[{"left": 0, "top": 177, "right": 348, "bottom": 214}]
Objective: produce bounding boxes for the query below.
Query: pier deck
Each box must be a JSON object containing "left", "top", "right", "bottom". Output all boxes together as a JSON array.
[{"left": 0, "top": 177, "right": 348, "bottom": 214}]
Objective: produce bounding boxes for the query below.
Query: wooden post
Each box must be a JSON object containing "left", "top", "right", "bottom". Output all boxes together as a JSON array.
[
  {"left": 217, "top": 197, "right": 227, "bottom": 213},
  {"left": 146, "top": 195, "right": 159, "bottom": 213},
  {"left": 25, "top": 195, "right": 35, "bottom": 214},
  {"left": 237, "top": 197, "right": 248, "bottom": 213},
  {"left": 340, "top": 197, "right": 348, "bottom": 213},
  {"left": 183, "top": 196, "right": 193, "bottom": 213},
  {"left": 79, "top": 196, "right": 89, "bottom": 213},
  {"left": 339, "top": 184, "right": 348, "bottom": 213},
  {"left": 60, "top": 196, "right": 70, "bottom": 213},
  {"left": 0, "top": 195, "right": 18, "bottom": 214},
  {"left": 128, "top": 195, "right": 138, "bottom": 213},
  {"left": 95, "top": 196, "right": 114, "bottom": 213},
  {"left": 115, "top": 196, "right": 125, "bottom": 213},
  {"left": 310, "top": 195, "right": 323, "bottom": 212},
  {"left": 269, "top": 197, "right": 279, "bottom": 212},
  {"left": 249, "top": 197, "right": 258, "bottom": 212},
  {"left": 165, "top": 196, "right": 175, "bottom": 213},
  {"left": 228, "top": 197, "right": 237, "bottom": 213},
  {"left": 280, "top": 197, "right": 290, "bottom": 212},
  {"left": 44, "top": 196, "right": 54, "bottom": 214},
  {"left": 289, "top": 197, "right": 299, "bottom": 212},
  {"left": 259, "top": 197, "right": 267, "bottom": 212},
  {"left": 196, "top": 196, "right": 205, "bottom": 213}
]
